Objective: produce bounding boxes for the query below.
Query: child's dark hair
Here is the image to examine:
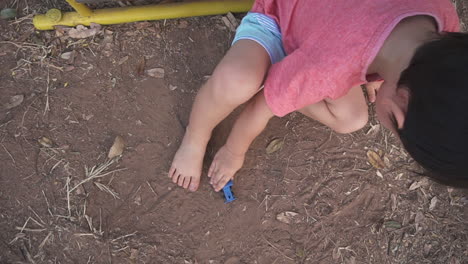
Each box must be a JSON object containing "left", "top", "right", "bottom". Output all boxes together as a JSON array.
[{"left": 397, "top": 32, "right": 468, "bottom": 188}]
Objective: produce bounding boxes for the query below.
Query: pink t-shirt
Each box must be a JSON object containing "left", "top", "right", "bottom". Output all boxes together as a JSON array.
[{"left": 252, "top": 0, "right": 460, "bottom": 117}]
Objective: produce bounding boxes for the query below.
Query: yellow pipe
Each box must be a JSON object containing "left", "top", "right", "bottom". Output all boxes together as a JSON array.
[
  {"left": 65, "top": 0, "right": 93, "bottom": 17},
  {"left": 33, "top": 1, "right": 253, "bottom": 30}
]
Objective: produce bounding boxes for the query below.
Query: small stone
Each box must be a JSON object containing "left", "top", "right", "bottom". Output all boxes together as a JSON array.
[
  {"left": 169, "top": 85, "right": 177, "bottom": 91},
  {"left": 60, "top": 51, "right": 73, "bottom": 60},
  {"left": 147, "top": 68, "right": 165, "bottom": 78},
  {"left": 0, "top": 8, "right": 17, "bottom": 20},
  {"left": 4, "top": 94, "right": 24, "bottom": 110}
]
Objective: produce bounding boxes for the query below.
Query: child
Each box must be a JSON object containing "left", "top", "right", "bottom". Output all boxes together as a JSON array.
[{"left": 169, "top": 0, "right": 468, "bottom": 192}]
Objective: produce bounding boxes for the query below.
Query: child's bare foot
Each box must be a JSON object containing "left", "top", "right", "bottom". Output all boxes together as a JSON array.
[
  {"left": 208, "top": 145, "right": 245, "bottom": 192},
  {"left": 169, "top": 136, "right": 206, "bottom": 192}
]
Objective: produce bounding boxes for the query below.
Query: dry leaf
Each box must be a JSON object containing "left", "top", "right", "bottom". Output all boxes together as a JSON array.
[
  {"left": 376, "top": 170, "right": 383, "bottom": 179},
  {"left": 332, "top": 248, "right": 341, "bottom": 260},
  {"left": 136, "top": 57, "right": 146, "bottom": 76},
  {"left": 4, "top": 94, "right": 24, "bottom": 109},
  {"left": 415, "top": 211, "right": 425, "bottom": 232},
  {"left": 367, "top": 150, "right": 385, "bottom": 169},
  {"left": 68, "top": 23, "right": 101, "bottom": 39},
  {"left": 266, "top": 138, "right": 284, "bottom": 154},
  {"left": 130, "top": 248, "right": 139, "bottom": 260},
  {"left": 391, "top": 193, "right": 398, "bottom": 212},
  {"left": 38, "top": 137, "right": 53, "bottom": 148},
  {"left": 108, "top": 136, "right": 125, "bottom": 159},
  {"left": 134, "top": 21, "right": 151, "bottom": 30},
  {"left": 429, "top": 196, "right": 438, "bottom": 211},
  {"left": 178, "top": 20, "right": 189, "bottom": 29},
  {"left": 221, "top": 16, "right": 236, "bottom": 32},
  {"left": 409, "top": 178, "right": 429, "bottom": 191},
  {"left": 384, "top": 220, "right": 402, "bottom": 229},
  {"left": 134, "top": 194, "right": 142, "bottom": 205},
  {"left": 226, "top": 13, "right": 238, "bottom": 27},
  {"left": 147, "top": 68, "right": 165, "bottom": 78},
  {"left": 60, "top": 51, "right": 73, "bottom": 60},
  {"left": 276, "top": 211, "right": 300, "bottom": 224},
  {"left": 118, "top": 56, "right": 129, "bottom": 65},
  {"left": 365, "top": 124, "right": 380, "bottom": 135}
]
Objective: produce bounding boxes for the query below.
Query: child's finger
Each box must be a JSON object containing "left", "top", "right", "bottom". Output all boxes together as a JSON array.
[
  {"left": 208, "top": 162, "right": 216, "bottom": 178},
  {"left": 366, "top": 86, "right": 376, "bottom": 103},
  {"left": 215, "top": 176, "right": 230, "bottom": 192}
]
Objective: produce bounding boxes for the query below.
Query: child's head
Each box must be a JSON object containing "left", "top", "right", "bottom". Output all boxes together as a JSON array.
[{"left": 377, "top": 32, "right": 468, "bottom": 187}]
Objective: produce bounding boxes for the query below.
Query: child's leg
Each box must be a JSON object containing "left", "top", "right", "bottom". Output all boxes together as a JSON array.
[
  {"left": 299, "top": 85, "right": 368, "bottom": 134},
  {"left": 169, "top": 40, "right": 271, "bottom": 191}
]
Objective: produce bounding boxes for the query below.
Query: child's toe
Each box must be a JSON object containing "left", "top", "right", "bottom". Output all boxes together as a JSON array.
[
  {"left": 189, "top": 179, "right": 199, "bottom": 192},
  {"left": 183, "top": 177, "right": 191, "bottom": 189}
]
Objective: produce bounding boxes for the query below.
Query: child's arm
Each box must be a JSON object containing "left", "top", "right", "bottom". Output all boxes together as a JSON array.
[{"left": 209, "top": 85, "right": 368, "bottom": 191}]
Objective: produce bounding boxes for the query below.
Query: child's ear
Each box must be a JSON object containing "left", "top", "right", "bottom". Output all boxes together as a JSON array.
[{"left": 393, "top": 87, "right": 410, "bottom": 129}]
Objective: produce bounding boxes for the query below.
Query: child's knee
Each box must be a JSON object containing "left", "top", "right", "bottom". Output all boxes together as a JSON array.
[
  {"left": 209, "top": 63, "right": 263, "bottom": 105},
  {"left": 333, "top": 110, "right": 368, "bottom": 134}
]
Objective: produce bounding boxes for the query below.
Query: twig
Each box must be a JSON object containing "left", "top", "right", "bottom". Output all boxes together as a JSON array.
[
  {"left": 42, "top": 190, "right": 53, "bottom": 217},
  {"left": 263, "top": 237, "right": 294, "bottom": 261},
  {"left": 28, "top": 206, "right": 46, "bottom": 226},
  {"left": 20, "top": 241, "right": 37, "bottom": 264},
  {"left": 15, "top": 227, "right": 46, "bottom": 232},
  {"left": 1, "top": 143, "right": 15, "bottom": 163},
  {"left": 43, "top": 67, "right": 50, "bottom": 116},
  {"left": 66, "top": 176, "right": 71, "bottom": 217},
  {"left": 146, "top": 181, "right": 158, "bottom": 197},
  {"left": 69, "top": 159, "right": 125, "bottom": 193},
  {"left": 111, "top": 231, "right": 137, "bottom": 242},
  {"left": 94, "top": 182, "right": 120, "bottom": 199},
  {"left": 37, "top": 231, "right": 53, "bottom": 252}
]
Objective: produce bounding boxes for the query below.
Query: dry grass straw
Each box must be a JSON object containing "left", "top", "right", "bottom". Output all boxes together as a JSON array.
[{"left": 69, "top": 158, "right": 126, "bottom": 193}]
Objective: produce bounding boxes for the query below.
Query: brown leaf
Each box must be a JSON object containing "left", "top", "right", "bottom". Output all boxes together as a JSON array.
[
  {"left": 68, "top": 23, "right": 101, "bottom": 39},
  {"left": 276, "top": 211, "right": 301, "bottom": 224},
  {"left": 178, "top": 20, "right": 189, "bottom": 29},
  {"left": 118, "top": 56, "right": 129, "bottom": 65},
  {"left": 108, "top": 136, "right": 125, "bottom": 159},
  {"left": 134, "top": 21, "right": 152, "bottom": 30},
  {"left": 367, "top": 150, "right": 385, "bottom": 169},
  {"left": 409, "top": 178, "right": 429, "bottom": 191},
  {"left": 4, "top": 94, "right": 24, "bottom": 110},
  {"left": 266, "top": 138, "right": 284, "bottom": 154},
  {"left": 38, "top": 137, "right": 53, "bottom": 148},
  {"left": 429, "top": 196, "right": 438, "bottom": 211},
  {"left": 136, "top": 57, "right": 146, "bottom": 76}
]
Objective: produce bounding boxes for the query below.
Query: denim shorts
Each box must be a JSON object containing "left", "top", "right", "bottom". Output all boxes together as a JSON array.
[{"left": 232, "top": 12, "right": 286, "bottom": 64}]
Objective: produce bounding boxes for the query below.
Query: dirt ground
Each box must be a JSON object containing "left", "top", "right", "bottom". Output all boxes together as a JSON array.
[{"left": 1, "top": 0, "right": 467, "bottom": 263}]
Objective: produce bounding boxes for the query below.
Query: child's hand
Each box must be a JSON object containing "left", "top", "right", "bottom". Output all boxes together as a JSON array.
[
  {"left": 365, "top": 81, "right": 383, "bottom": 103},
  {"left": 208, "top": 145, "right": 245, "bottom": 192}
]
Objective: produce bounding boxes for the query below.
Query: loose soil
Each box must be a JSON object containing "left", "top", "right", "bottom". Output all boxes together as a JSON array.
[{"left": 1, "top": 1, "right": 467, "bottom": 263}]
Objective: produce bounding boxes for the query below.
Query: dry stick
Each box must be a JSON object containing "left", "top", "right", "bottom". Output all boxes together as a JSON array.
[
  {"left": 20, "top": 241, "right": 37, "bottom": 264},
  {"left": 37, "top": 231, "right": 53, "bottom": 252},
  {"left": 264, "top": 237, "right": 294, "bottom": 261},
  {"left": 42, "top": 190, "right": 53, "bottom": 217},
  {"left": 15, "top": 227, "right": 46, "bottom": 232},
  {"left": 69, "top": 160, "right": 126, "bottom": 193},
  {"left": 28, "top": 206, "right": 46, "bottom": 226},
  {"left": 1, "top": 143, "right": 15, "bottom": 163},
  {"left": 66, "top": 176, "right": 72, "bottom": 217},
  {"left": 146, "top": 181, "right": 158, "bottom": 197},
  {"left": 43, "top": 67, "right": 50, "bottom": 116},
  {"left": 111, "top": 231, "right": 138, "bottom": 243}
]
